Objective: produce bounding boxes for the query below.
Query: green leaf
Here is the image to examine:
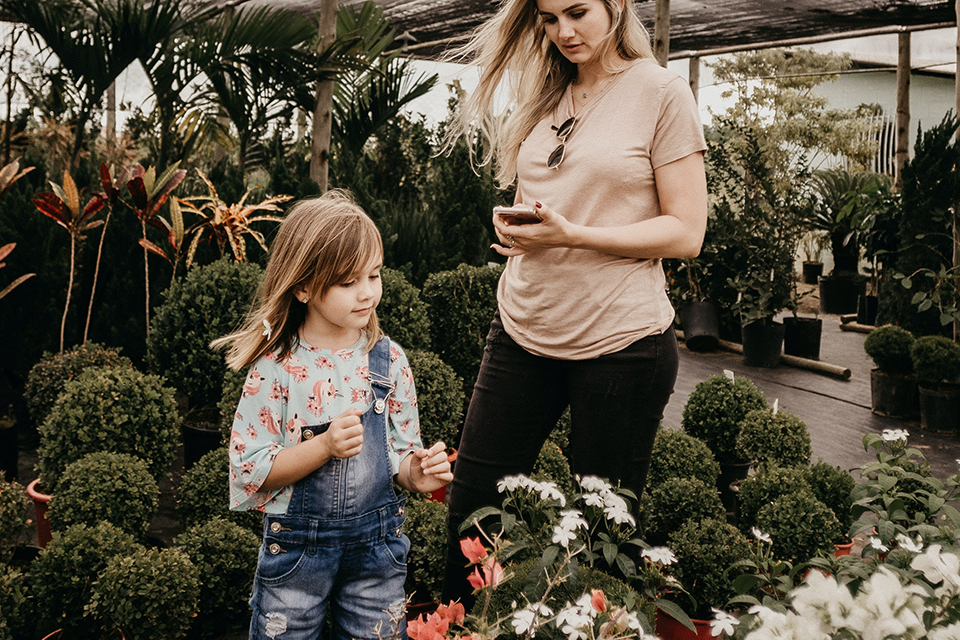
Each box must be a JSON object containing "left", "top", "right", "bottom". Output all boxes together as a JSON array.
[{"left": 655, "top": 600, "right": 695, "bottom": 632}]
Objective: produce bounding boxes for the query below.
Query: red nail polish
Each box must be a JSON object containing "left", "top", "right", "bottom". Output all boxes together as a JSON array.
[{"left": 535, "top": 201, "right": 542, "bottom": 209}]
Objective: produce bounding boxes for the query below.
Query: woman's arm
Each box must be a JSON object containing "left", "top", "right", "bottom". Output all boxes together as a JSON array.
[{"left": 491, "top": 151, "right": 707, "bottom": 260}]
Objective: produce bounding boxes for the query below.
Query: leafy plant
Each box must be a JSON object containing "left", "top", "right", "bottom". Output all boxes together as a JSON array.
[
  {"left": 0, "top": 243, "right": 34, "bottom": 302},
  {"left": 379, "top": 266, "right": 432, "bottom": 351},
  {"left": 176, "top": 447, "right": 263, "bottom": 536},
  {"left": 805, "top": 460, "right": 856, "bottom": 539},
  {"left": 173, "top": 517, "right": 260, "bottom": 639},
  {"left": 735, "top": 408, "right": 812, "bottom": 468},
  {"left": 532, "top": 440, "right": 574, "bottom": 499},
  {"left": 47, "top": 452, "right": 159, "bottom": 539},
  {"left": 809, "top": 168, "right": 886, "bottom": 274},
  {"left": 754, "top": 489, "right": 842, "bottom": 564},
  {"left": 405, "top": 495, "right": 448, "bottom": 604},
  {"left": 863, "top": 324, "right": 915, "bottom": 375},
  {"left": 737, "top": 464, "right": 811, "bottom": 533},
  {"left": 408, "top": 349, "right": 464, "bottom": 450},
  {"left": 910, "top": 335, "right": 960, "bottom": 388},
  {"left": 218, "top": 368, "right": 247, "bottom": 441},
  {"left": 680, "top": 374, "right": 767, "bottom": 462},
  {"left": 0, "top": 473, "right": 29, "bottom": 553},
  {"left": 0, "top": 567, "right": 32, "bottom": 640},
  {"left": 643, "top": 477, "right": 725, "bottom": 546},
  {"left": 647, "top": 428, "right": 721, "bottom": 489}
]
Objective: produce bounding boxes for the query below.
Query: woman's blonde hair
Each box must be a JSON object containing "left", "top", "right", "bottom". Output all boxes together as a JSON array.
[
  {"left": 211, "top": 189, "right": 384, "bottom": 370},
  {"left": 443, "top": 0, "right": 654, "bottom": 188}
]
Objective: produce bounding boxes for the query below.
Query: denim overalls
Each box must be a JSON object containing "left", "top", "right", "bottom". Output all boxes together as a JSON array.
[{"left": 248, "top": 338, "right": 410, "bottom": 640}]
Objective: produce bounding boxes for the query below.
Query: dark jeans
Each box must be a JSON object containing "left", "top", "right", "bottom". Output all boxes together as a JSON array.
[{"left": 441, "top": 312, "right": 679, "bottom": 607}]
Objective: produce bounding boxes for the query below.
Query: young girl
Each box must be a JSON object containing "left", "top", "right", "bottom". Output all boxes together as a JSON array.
[{"left": 213, "top": 189, "right": 452, "bottom": 640}]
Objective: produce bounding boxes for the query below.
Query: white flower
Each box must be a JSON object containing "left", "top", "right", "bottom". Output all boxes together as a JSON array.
[
  {"left": 559, "top": 510, "right": 588, "bottom": 530},
  {"left": 792, "top": 570, "right": 854, "bottom": 630},
  {"left": 498, "top": 476, "right": 525, "bottom": 493},
  {"left": 537, "top": 481, "right": 567, "bottom": 506},
  {"left": 710, "top": 609, "right": 737, "bottom": 637},
  {"left": 929, "top": 621, "right": 960, "bottom": 640},
  {"left": 845, "top": 568, "right": 925, "bottom": 640},
  {"left": 582, "top": 492, "right": 604, "bottom": 507},
  {"left": 911, "top": 544, "right": 960, "bottom": 595},
  {"left": 895, "top": 533, "right": 923, "bottom": 553},
  {"left": 882, "top": 428, "right": 909, "bottom": 442},
  {"left": 578, "top": 476, "right": 611, "bottom": 493},
  {"left": 261, "top": 318, "right": 273, "bottom": 339},
  {"left": 603, "top": 503, "right": 635, "bottom": 526},
  {"left": 552, "top": 525, "right": 578, "bottom": 548},
  {"left": 641, "top": 546, "right": 677, "bottom": 566},
  {"left": 511, "top": 604, "right": 552, "bottom": 637},
  {"left": 751, "top": 527, "right": 772, "bottom": 543},
  {"left": 868, "top": 537, "right": 889, "bottom": 553},
  {"left": 556, "top": 602, "right": 593, "bottom": 640}
]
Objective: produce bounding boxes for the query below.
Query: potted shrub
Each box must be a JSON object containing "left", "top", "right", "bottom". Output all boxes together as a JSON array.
[
  {"left": 647, "top": 429, "right": 721, "bottom": 489},
  {"left": 87, "top": 547, "right": 200, "bottom": 640},
  {"left": 754, "top": 488, "right": 843, "bottom": 564},
  {"left": 863, "top": 324, "right": 917, "bottom": 417},
  {"left": 173, "top": 517, "right": 260, "bottom": 639},
  {"left": 910, "top": 335, "right": 960, "bottom": 433},
  {"left": 30, "top": 522, "right": 143, "bottom": 636},
  {"left": 404, "top": 495, "right": 448, "bottom": 608},
  {"left": 46, "top": 452, "right": 159, "bottom": 540},
  {"left": 798, "top": 231, "right": 827, "bottom": 285},
  {"left": 0, "top": 472, "right": 30, "bottom": 553},
  {"left": 666, "top": 256, "right": 720, "bottom": 353},
  {"left": 728, "top": 274, "right": 789, "bottom": 368},
  {"left": 734, "top": 408, "right": 812, "bottom": 469},
  {"left": 379, "top": 267, "right": 433, "bottom": 351},
  {"left": 176, "top": 447, "right": 263, "bottom": 536},
  {"left": 805, "top": 460, "right": 856, "bottom": 553},
  {"left": 782, "top": 279, "right": 822, "bottom": 360},
  {"left": 643, "top": 477, "right": 726, "bottom": 545},
  {"left": 736, "top": 463, "right": 810, "bottom": 533}
]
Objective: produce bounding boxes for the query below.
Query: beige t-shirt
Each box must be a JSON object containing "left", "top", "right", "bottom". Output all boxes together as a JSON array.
[{"left": 499, "top": 59, "right": 707, "bottom": 360}]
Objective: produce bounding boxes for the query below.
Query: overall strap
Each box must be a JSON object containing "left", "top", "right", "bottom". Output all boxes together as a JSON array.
[{"left": 367, "top": 336, "right": 394, "bottom": 412}]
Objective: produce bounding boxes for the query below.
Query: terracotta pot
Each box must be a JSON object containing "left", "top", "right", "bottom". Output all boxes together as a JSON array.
[
  {"left": 656, "top": 613, "right": 717, "bottom": 640},
  {"left": 834, "top": 541, "right": 854, "bottom": 557},
  {"left": 26, "top": 478, "right": 52, "bottom": 548}
]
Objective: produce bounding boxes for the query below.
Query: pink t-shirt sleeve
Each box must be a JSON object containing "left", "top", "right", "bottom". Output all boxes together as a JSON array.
[{"left": 651, "top": 76, "right": 707, "bottom": 169}]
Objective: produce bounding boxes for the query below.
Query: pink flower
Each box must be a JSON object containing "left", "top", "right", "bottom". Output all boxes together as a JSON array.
[
  {"left": 590, "top": 589, "right": 606, "bottom": 613},
  {"left": 466, "top": 557, "right": 504, "bottom": 590},
  {"left": 460, "top": 537, "right": 488, "bottom": 564},
  {"left": 437, "top": 602, "right": 465, "bottom": 624}
]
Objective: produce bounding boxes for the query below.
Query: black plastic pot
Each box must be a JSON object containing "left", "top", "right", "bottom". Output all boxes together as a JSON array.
[
  {"left": 869, "top": 369, "right": 918, "bottom": 418},
  {"left": 782, "top": 316, "right": 822, "bottom": 360},
  {"left": 918, "top": 384, "right": 960, "bottom": 434},
  {"left": 818, "top": 274, "right": 866, "bottom": 315},
  {"left": 741, "top": 320, "right": 785, "bottom": 368},
  {"left": 679, "top": 301, "right": 720, "bottom": 352},
  {"left": 857, "top": 294, "right": 879, "bottom": 325},
  {"left": 182, "top": 423, "right": 224, "bottom": 471},
  {"left": 801, "top": 261, "right": 823, "bottom": 285}
]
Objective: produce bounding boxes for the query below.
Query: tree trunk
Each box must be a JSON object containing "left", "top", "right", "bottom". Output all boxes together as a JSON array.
[
  {"left": 310, "top": 0, "right": 338, "bottom": 192},
  {"left": 895, "top": 31, "right": 910, "bottom": 190},
  {"left": 654, "top": 0, "right": 670, "bottom": 68}
]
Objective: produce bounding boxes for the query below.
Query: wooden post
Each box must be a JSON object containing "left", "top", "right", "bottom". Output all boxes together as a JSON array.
[
  {"left": 688, "top": 56, "right": 700, "bottom": 103},
  {"left": 654, "top": 0, "right": 670, "bottom": 68},
  {"left": 310, "top": 0, "right": 338, "bottom": 193},
  {"left": 895, "top": 30, "right": 910, "bottom": 190},
  {"left": 955, "top": 0, "right": 959, "bottom": 340},
  {"left": 105, "top": 81, "right": 116, "bottom": 143}
]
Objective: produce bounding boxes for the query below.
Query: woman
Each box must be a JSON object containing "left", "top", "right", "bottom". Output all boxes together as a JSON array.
[{"left": 441, "top": 0, "right": 708, "bottom": 605}]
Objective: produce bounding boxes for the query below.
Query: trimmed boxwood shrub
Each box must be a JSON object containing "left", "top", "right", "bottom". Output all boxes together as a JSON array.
[
  {"left": 755, "top": 489, "right": 843, "bottom": 563},
  {"left": 147, "top": 257, "right": 263, "bottom": 412},
  {"left": 681, "top": 374, "right": 767, "bottom": 461},
  {"left": 408, "top": 349, "right": 464, "bottom": 449},
  {"left": 47, "top": 452, "right": 159, "bottom": 538},
  {"left": 88, "top": 547, "right": 200, "bottom": 640},
  {"left": 24, "top": 342, "right": 132, "bottom": 428},
  {"left": 863, "top": 324, "right": 914, "bottom": 374},
  {"left": 737, "top": 464, "right": 811, "bottom": 532},
  {"left": 380, "top": 267, "right": 432, "bottom": 351},
  {"left": 532, "top": 440, "right": 574, "bottom": 498},
  {"left": 421, "top": 264, "right": 503, "bottom": 394},
  {"left": 36, "top": 365, "right": 180, "bottom": 492},
  {"left": 911, "top": 334, "right": 960, "bottom": 387},
  {"left": 806, "top": 460, "right": 856, "bottom": 539},
  {"left": 647, "top": 428, "right": 720, "bottom": 487},
  {"left": 735, "top": 408, "right": 811, "bottom": 468},
  {"left": 0, "top": 472, "right": 29, "bottom": 548},
  {"left": 174, "top": 517, "right": 260, "bottom": 639},
  {"left": 404, "top": 496, "right": 448, "bottom": 604},
  {"left": 644, "top": 477, "right": 725, "bottom": 545},
  {"left": 176, "top": 447, "right": 263, "bottom": 536},
  {"left": 0, "top": 567, "right": 31, "bottom": 640},
  {"left": 218, "top": 368, "right": 246, "bottom": 441},
  {"left": 31, "top": 522, "right": 143, "bottom": 632}
]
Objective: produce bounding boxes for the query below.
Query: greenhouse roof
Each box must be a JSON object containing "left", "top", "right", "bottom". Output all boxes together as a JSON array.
[{"left": 238, "top": 0, "right": 958, "bottom": 58}]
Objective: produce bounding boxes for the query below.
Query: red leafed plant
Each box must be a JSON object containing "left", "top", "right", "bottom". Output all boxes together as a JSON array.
[
  {"left": 31, "top": 170, "right": 107, "bottom": 352},
  {"left": 0, "top": 159, "right": 36, "bottom": 302}
]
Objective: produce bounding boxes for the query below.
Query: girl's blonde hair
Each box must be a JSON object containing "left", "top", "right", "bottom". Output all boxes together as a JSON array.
[
  {"left": 212, "top": 189, "right": 384, "bottom": 370},
  {"left": 442, "top": 0, "right": 655, "bottom": 188}
]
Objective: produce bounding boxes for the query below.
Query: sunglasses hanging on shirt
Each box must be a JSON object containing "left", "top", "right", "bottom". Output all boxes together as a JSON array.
[{"left": 547, "top": 116, "right": 576, "bottom": 169}]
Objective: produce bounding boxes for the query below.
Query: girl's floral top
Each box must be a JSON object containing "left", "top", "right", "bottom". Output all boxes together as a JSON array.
[{"left": 228, "top": 335, "right": 421, "bottom": 513}]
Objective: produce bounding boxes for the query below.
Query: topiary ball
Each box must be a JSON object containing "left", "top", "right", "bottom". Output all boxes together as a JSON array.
[
  {"left": 31, "top": 522, "right": 143, "bottom": 632},
  {"left": 24, "top": 342, "right": 133, "bottom": 428},
  {"left": 147, "top": 257, "right": 263, "bottom": 412},
  {"left": 735, "top": 408, "right": 811, "bottom": 468},
  {"left": 863, "top": 324, "right": 914, "bottom": 375},
  {"left": 0, "top": 472, "right": 29, "bottom": 548},
  {"left": 532, "top": 440, "right": 574, "bottom": 498},
  {"left": 404, "top": 496, "right": 448, "bottom": 604},
  {"left": 647, "top": 428, "right": 720, "bottom": 488},
  {"left": 911, "top": 335, "right": 960, "bottom": 387},
  {"left": 88, "top": 547, "right": 200, "bottom": 640},
  {"left": 174, "top": 517, "right": 260, "bottom": 639},
  {"left": 47, "top": 452, "right": 159, "bottom": 538},
  {"left": 681, "top": 374, "right": 767, "bottom": 461},
  {"left": 379, "top": 267, "right": 432, "bottom": 351},
  {"left": 36, "top": 365, "right": 180, "bottom": 492},
  {"left": 645, "top": 477, "right": 726, "bottom": 545},
  {"left": 737, "top": 463, "right": 811, "bottom": 533},
  {"left": 755, "top": 489, "right": 842, "bottom": 563},
  {"left": 805, "top": 460, "right": 855, "bottom": 536},
  {"left": 408, "top": 349, "right": 464, "bottom": 450},
  {"left": 176, "top": 447, "right": 263, "bottom": 536}
]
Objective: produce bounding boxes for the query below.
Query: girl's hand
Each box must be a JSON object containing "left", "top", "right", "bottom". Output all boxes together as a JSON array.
[
  {"left": 491, "top": 202, "right": 571, "bottom": 256},
  {"left": 323, "top": 408, "right": 364, "bottom": 458},
  {"left": 404, "top": 441, "right": 453, "bottom": 493}
]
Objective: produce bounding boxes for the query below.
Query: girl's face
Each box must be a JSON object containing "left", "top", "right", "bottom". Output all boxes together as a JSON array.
[
  {"left": 536, "top": 0, "right": 616, "bottom": 67},
  {"left": 298, "top": 259, "right": 382, "bottom": 349}
]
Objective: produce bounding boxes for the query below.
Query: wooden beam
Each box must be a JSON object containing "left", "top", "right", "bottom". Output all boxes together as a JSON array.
[
  {"left": 105, "top": 81, "right": 116, "bottom": 143},
  {"left": 895, "top": 30, "right": 910, "bottom": 190},
  {"left": 955, "top": 0, "right": 959, "bottom": 340},
  {"left": 688, "top": 56, "right": 700, "bottom": 103},
  {"left": 310, "top": 0, "right": 338, "bottom": 193},
  {"left": 654, "top": 0, "right": 670, "bottom": 68}
]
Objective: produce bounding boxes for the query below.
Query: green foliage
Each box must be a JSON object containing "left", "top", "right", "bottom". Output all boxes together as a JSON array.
[
  {"left": 147, "top": 257, "right": 263, "bottom": 413},
  {"left": 647, "top": 428, "right": 720, "bottom": 488},
  {"left": 408, "top": 349, "right": 463, "bottom": 449},
  {"left": 805, "top": 460, "right": 856, "bottom": 536},
  {"left": 176, "top": 447, "right": 263, "bottom": 536},
  {"left": 31, "top": 522, "right": 143, "bottom": 633},
  {"left": 755, "top": 489, "right": 842, "bottom": 563},
  {"left": 668, "top": 517, "right": 751, "bottom": 619},
  {"left": 47, "top": 452, "right": 159, "bottom": 538},
  {"left": 644, "top": 477, "right": 725, "bottom": 545},
  {"left": 0, "top": 473, "right": 29, "bottom": 549},
  {"left": 88, "top": 547, "right": 200, "bottom": 640},
  {"left": 910, "top": 335, "right": 960, "bottom": 387},
  {"left": 404, "top": 496, "right": 448, "bottom": 604},
  {"left": 218, "top": 367, "right": 247, "bottom": 440},
  {"left": 421, "top": 263, "right": 503, "bottom": 394},
  {"left": 680, "top": 374, "right": 767, "bottom": 462},
  {"left": 0, "top": 567, "right": 31, "bottom": 640},
  {"left": 735, "top": 408, "right": 811, "bottom": 468},
  {"left": 379, "top": 266, "right": 432, "bottom": 351},
  {"left": 24, "top": 341, "right": 132, "bottom": 428},
  {"left": 532, "top": 440, "right": 574, "bottom": 498},
  {"left": 863, "top": 324, "right": 915, "bottom": 374},
  {"left": 737, "top": 464, "right": 811, "bottom": 533},
  {"left": 809, "top": 169, "right": 888, "bottom": 273},
  {"left": 36, "top": 365, "right": 180, "bottom": 492},
  {"left": 174, "top": 517, "right": 260, "bottom": 639}
]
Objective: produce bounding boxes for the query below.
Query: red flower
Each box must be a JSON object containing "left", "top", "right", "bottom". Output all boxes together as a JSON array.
[
  {"left": 590, "top": 589, "right": 606, "bottom": 613},
  {"left": 460, "top": 537, "right": 488, "bottom": 564},
  {"left": 467, "top": 566, "right": 486, "bottom": 591},
  {"left": 437, "top": 602, "right": 466, "bottom": 624},
  {"left": 408, "top": 611, "right": 449, "bottom": 640}
]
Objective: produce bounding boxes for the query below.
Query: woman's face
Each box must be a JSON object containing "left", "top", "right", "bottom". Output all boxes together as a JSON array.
[{"left": 536, "top": 0, "right": 615, "bottom": 66}]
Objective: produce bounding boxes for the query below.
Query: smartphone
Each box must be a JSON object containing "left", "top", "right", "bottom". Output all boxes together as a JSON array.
[{"left": 494, "top": 204, "right": 542, "bottom": 225}]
